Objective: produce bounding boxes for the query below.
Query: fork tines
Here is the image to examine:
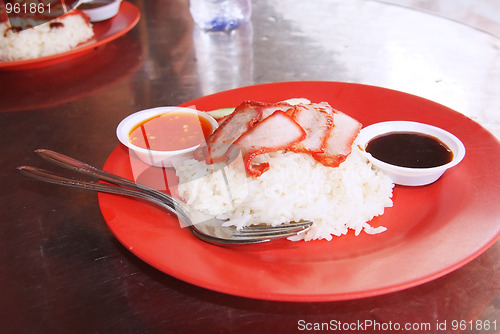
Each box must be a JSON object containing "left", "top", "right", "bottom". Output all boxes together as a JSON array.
[{"left": 233, "top": 221, "right": 313, "bottom": 238}]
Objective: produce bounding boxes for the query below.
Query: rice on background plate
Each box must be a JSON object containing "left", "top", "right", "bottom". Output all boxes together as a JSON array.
[
  {"left": 175, "top": 147, "right": 394, "bottom": 241},
  {"left": 0, "top": 11, "right": 94, "bottom": 61}
]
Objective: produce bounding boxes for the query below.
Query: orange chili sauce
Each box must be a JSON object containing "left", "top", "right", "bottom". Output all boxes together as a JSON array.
[{"left": 129, "top": 112, "right": 213, "bottom": 151}]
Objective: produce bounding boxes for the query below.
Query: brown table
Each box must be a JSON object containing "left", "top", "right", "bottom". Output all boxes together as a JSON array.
[{"left": 1, "top": 0, "right": 499, "bottom": 333}]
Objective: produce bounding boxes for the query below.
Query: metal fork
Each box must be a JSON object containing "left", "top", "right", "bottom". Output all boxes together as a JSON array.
[{"left": 17, "top": 149, "right": 312, "bottom": 245}]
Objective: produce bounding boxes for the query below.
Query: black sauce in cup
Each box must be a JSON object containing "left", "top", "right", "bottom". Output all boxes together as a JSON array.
[{"left": 366, "top": 132, "right": 453, "bottom": 168}]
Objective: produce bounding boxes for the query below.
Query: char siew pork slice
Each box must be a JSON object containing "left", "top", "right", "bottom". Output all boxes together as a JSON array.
[
  {"left": 198, "top": 101, "right": 263, "bottom": 163},
  {"left": 312, "top": 110, "right": 362, "bottom": 167},
  {"left": 230, "top": 110, "right": 306, "bottom": 177},
  {"left": 288, "top": 102, "right": 334, "bottom": 154},
  {"left": 197, "top": 101, "right": 294, "bottom": 163}
]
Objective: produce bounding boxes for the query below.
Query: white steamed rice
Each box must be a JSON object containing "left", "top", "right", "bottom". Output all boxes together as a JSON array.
[
  {"left": 175, "top": 147, "right": 394, "bottom": 241},
  {"left": 0, "top": 13, "right": 94, "bottom": 61}
]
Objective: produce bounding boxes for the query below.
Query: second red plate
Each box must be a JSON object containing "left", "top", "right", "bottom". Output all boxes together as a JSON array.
[{"left": 0, "top": 1, "right": 140, "bottom": 70}]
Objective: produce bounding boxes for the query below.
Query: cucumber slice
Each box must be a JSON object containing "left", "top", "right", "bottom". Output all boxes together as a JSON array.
[{"left": 205, "top": 108, "right": 235, "bottom": 120}]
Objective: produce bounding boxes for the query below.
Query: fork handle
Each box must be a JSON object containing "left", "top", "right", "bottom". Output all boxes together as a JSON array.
[
  {"left": 16, "top": 166, "right": 190, "bottom": 222},
  {"left": 34, "top": 149, "right": 185, "bottom": 209},
  {"left": 35, "top": 149, "right": 148, "bottom": 191}
]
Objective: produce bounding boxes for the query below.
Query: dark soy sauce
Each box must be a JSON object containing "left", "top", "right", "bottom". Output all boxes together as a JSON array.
[{"left": 366, "top": 132, "right": 453, "bottom": 168}]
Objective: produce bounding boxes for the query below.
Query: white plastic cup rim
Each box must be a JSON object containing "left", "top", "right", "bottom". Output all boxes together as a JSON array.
[
  {"left": 354, "top": 121, "right": 466, "bottom": 186},
  {"left": 79, "top": 0, "right": 122, "bottom": 22},
  {"left": 116, "top": 106, "right": 218, "bottom": 167}
]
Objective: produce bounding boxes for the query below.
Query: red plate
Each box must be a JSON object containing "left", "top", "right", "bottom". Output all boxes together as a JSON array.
[
  {"left": 99, "top": 82, "right": 500, "bottom": 301},
  {"left": 0, "top": 1, "right": 140, "bottom": 71}
]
